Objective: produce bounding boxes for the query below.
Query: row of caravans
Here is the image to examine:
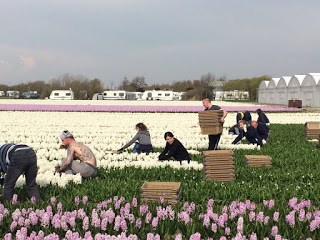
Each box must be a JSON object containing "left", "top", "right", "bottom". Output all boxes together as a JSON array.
[
  {"left": 100, "top": 90, "right": 184, "bottom": 101},
  {"left": 48, "top": 89, "right": 184, "bottom": 100}
]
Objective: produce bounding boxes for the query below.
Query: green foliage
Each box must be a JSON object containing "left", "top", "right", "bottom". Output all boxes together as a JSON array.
[
  {"left": 223, "top": 75, "right": 271, "bottom": 101},
  {"left": 2, "top": 124, "right": 320, "bottom": 238}
]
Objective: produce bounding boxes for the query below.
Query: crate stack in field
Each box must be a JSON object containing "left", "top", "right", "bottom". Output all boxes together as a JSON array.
[
  {"left": 198, "top": 110, "right": 224, "bottom": 135},
  {"left": 244, "top": 155, "right": 272, "bottom": 168},
  {"left": 304, "top": 122, "right": 320, "bottom": 138},
  {"left": 203, "top": 150, "right": 235, "bottom": 182},
  {"left": 141, "top": 182, "right": 181, "bottom": 205}
]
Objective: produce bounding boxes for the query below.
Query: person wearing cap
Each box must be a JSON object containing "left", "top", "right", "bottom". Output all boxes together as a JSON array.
[
  {"left": 202, "top": 97, "right": 228, "bottom": 150},
  {"left": 0, "top": 143, "right": 40, "bottom": 202},
  {"left": 55, "top": 130, "right": 97, "bottom": 178}
]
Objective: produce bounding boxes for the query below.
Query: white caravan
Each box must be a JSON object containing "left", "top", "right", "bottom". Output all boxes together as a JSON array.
[
  {"left": 141, "top": 90, "right": 176, "bottom": 101},
  {"left": 102, "top": 90, "right": 127, "bottom": 100},
  {"left": 6, "top": 91, "right": 20, "bottom": 98},
  {"left": 49, "top": 89, "right": 74, "bottom": 100}
]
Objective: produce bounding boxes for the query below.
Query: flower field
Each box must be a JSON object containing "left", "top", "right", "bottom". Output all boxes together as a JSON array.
[{"left": 0, "top": 100, "right": 320, "bottom": 239}]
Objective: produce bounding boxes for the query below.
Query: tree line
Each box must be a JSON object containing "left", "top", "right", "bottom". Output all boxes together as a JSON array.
[{"left": 1, "top": 73, "right": 270, "bottom": 101}]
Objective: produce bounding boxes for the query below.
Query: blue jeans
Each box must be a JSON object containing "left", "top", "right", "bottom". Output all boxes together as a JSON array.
[
  {"left": 132, "top": 143, "right": 140, "bottom": 153},
  {"left": 3, "top": 148, "right": 40, "bottom": 202},
  {"left": 133, "top": 143, "right": 153, "bottom": 154}
]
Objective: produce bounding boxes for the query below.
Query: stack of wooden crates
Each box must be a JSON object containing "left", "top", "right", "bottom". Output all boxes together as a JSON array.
[
  {"left": 304, "top": 122, "right": 320, "bottom": 138},
  {"left": 203, "top": 150, "right": 235, "bottom": 182},
  {"left": 198, "top": 110, "right": 224, "bottom": 135},
  {"left": 141, "top": 182, "right": 181, "bottom": 205},
  {"left": 244, "top": 155, "right": 272, "bottom": 168}
]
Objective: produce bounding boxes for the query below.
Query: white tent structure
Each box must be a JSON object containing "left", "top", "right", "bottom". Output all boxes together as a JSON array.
[
  {"left": 301, "top": 73, "right": 320, "bottom": 107},
  {"left": 276, "top": 76, "right": 291, "bottom": 105},
  {"left": 287, "top": 75, "right": 306, "bottom": 101},
  {"left": 258, "top": 80, "right": 270, "bottom": 103},
  {"left": 317, "top": 76, "right": 320, "bottom": 108},
  {"left": 266, "top": 78, "right": 280, "bottom": 104}
]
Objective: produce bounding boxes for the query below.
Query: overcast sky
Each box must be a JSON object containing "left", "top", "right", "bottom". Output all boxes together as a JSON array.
[{"left": 0, "top": 0, "right": 319, "bottom": 87}]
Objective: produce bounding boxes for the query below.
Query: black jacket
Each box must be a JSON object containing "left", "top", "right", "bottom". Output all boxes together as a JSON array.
[
  {"left": 257, "top": 109, "right": 269, "bottom": 124},
  {"left": 158, "top": 138, "right": 191, "bottom": 161},
  {"left": 232, "top": 122, "right": 269, "bottom": 146},
  {"left": 236, "top": 111, "right": 252, "bottom": 123}
]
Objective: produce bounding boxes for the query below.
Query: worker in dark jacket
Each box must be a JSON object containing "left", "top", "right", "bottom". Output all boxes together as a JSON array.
[
  {"left": 202, "top": 97, "right": 228, "bottom": 150},
  {"left": 256, "top": 109, "right": 270, "bottom": 125},
  {"left": 0, "top": 143, "right": 40, "bottom": 202},
  {"left": 254, "top": 121, "right": 270, "bottom": 142},
  {"left": 232, "top": 121, "right": 269, "bottom": 146},
  {"left": 231, "top": 121, "right": 246, "bottom": 144},
  {"left": 158, "top": 132, "right": 191, "bottom": 164},
  {"left": 236, "top": 111, "right": 252, "bottom": 124}
]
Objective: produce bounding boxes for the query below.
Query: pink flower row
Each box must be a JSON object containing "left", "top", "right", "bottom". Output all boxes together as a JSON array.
[
  {"left": 0, "top": 104, "right": 302, "bottom": 112},
  {"left": 1, "top": 195, "right": 319, "bottom": 239}
]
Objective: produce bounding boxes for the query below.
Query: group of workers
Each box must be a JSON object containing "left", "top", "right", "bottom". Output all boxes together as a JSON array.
[
  {"left": 0, "top": 97, "right": 270, "bottom": 203},
  {"left": 0, "top": 130, "right": 98, "bottom": 202},
  {"left": 115, "top": 123, "right": 191, "bottom": 164},
  {"left": 229, "top": 109, "right": 270, "bottom": 146}
]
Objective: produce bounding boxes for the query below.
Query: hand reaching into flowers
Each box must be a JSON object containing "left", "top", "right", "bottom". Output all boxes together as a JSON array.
[{"left": 55, "top": 165, "right": 61, "bottom": 173}]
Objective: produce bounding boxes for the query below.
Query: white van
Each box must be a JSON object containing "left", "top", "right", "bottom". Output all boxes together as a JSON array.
[{"left": 49, "top": 89, "right": 74, "bottom": 100}]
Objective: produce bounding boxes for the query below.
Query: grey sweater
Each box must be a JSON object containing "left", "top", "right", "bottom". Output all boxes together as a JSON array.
[{"left": 119, "top": 130, "right": 152, "bottom": 150}]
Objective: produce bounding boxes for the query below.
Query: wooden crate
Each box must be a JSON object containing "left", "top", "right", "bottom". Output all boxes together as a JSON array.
[
  {"left": 203, "top": 150, "right": 235, "bottom": 182},
  {"left": 205, "top": 175, "right": 235, "bottom": 182},
  {"left": 244, "top": 155, "right": 272, "bottom": 168},
  {"left": 304, "top": 122, "right": 320, "bottom": 138},
  {"left": 203, "top": 150, "right": 233, "bottom": 157},
  {"left": 141, "top": 182, "right": 181, "bottom": 204},
  {"left": 198, "top": 111, "right": 224, "bottom": 135}
]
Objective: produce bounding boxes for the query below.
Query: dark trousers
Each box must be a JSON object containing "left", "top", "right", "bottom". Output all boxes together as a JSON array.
[
  {"left": 3, "top": 148, "right": 40, "bottom": 202},
  {"left": 208, "top": 134, "right": 222, "bottom": 150}
]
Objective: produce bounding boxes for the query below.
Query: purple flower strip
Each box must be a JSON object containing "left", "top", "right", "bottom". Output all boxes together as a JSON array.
[{"left": 0, "top": 104, "right": 303, "bottom": 112}]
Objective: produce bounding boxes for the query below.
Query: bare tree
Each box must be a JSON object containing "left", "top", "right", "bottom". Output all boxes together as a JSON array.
[
  {"left": 130, "top": 76, "right": 147, "bottom": 91},
  {"left": 118, "top": 76, "right": 131, "bottom": 90}
]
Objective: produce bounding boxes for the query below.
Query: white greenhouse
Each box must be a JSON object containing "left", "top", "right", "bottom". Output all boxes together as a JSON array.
[
  {"left": 258, "top": 73, "right": 320, "bottom": 107},
  {"left": 276, "top": 76, "right": 291, "bottom": 105},
  {"left": 266, "top": 78, "right": 280, "bottom": 104},
  {"left": 301, "top": 73, "right": 320, "bottom": 107},
  {"left": 287, "top": 75, "right": 306, "bottom": 101},
  {"left": 258, "top": 80, "right": 270, "bottom": 104}
]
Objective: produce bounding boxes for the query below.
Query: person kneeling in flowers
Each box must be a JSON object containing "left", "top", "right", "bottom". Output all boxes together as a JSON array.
[
  {"left": 0, "top": 143, "right": 40, "bottom": 202},
  {"left": 116, "top": 122, "right": 153, "bottom": 154},
  {"left": 158, "top": 132, "right": 191, "bottom": 165},
  {"left": 55, "top": 130, "right": 97, "bottom": 178},
  {"left": 232, "top": 120, "right": 269, "bottom": 146}
]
